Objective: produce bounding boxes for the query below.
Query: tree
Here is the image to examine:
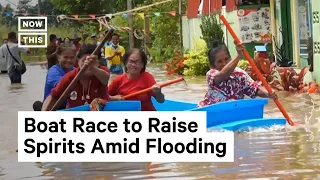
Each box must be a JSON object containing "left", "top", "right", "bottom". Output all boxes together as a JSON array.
[
  {"left": 200, "top": 14, "right": 224, "bottom": 48},
  {"left": 137, "top": 0, "right": 186, "bottom": 61},
  {"left": 1, "top": 4, "right": 15, "bottom": 26},
  {"left": 51, "top": 0, "right": 118, "bottom": 15},
  {"left": 16, "top": 0, "right": 32, "bottom": 14},
  {"left": 28, "top": 0, "right": 60, "bottom": 26}
]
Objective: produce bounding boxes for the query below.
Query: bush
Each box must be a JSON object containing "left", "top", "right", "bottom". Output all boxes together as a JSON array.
[
  {"left": 164, "top": 51, "right": 187, "bottom": 75},
  {"left": 238, "top": 56, "right": 310, "bottom": 93},
  {"left": 200, "top": 14, "right": 224, "bottom": 48},
  {"left": 183, "top": 39, "right": 210, "bottom": 76}
]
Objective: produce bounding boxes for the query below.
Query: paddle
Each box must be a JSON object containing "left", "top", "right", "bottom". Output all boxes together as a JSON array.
[
  {"left": 219, "top": 15, "right": 297, "bottom": 126},
  {"left": 123, "top": 77, "right": 186, "bottom": 99},
  {"left": 50, "top": 29, "right": 115, "bottom": 111}
]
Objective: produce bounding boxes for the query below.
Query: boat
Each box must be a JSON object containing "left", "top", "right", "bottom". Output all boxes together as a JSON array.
[{"left": 61, "top": 98, "right": 287, "bottom": 132}]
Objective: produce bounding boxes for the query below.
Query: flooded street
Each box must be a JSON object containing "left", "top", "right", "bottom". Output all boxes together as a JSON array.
[{"left": 1, "top": 64, "right": 320, "bottom": 179}]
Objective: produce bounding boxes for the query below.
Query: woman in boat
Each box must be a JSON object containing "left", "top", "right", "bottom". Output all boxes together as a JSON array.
[
  {"left": 33, "top": 43, "right": 76, "bottom": 111},
  {"left": 41, "top": 43, "right": 110, "bottom": 110},
  {"left": 198, "top": 41, "right": 276, "bottom": 107},
  {"left": 108, "top": 48, "right": 165, "bottom": 111}
]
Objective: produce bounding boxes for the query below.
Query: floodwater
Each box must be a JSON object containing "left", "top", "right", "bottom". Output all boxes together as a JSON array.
[{"left": 1, "top": 64, "right": 320, "bottom": 180}]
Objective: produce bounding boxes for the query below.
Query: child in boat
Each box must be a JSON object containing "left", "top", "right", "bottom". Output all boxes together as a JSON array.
[
  {"left": 105, "top": 33, "right": 125, "bottom": 74},
  {"left": 108, "top": 48, "right": 164, "bottom": 111},
  {"left": 198, "top": 41, "right": 276, "bottom": 107},
  {"left": 41, "top": 43, "right": 110, "bottom": 110}
]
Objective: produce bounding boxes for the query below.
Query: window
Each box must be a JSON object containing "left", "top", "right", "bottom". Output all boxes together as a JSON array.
[
  {"left": 236, "top": 0, "right": 270, "bottom": 6},
  {"left": 297, "top": 0, "right": 312, "bottom": 55}
]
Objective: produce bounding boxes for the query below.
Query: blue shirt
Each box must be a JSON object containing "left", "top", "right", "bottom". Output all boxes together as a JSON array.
[{"left": 43, "top": 64, "right": 75, "bottom": 107}]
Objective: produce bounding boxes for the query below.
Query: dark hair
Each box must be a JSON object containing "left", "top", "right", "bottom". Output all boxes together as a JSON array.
[
  {"left": 122, "top": 48, "right": 147, "bottom": 73},
  {"left": 112, "top": 33, "right": 120, "bottom": 38},
  {"left": 8, "top": 31, "right": 16, "bottom": 40},
  {"left": 56, "top": 42, "right": 76, "bottom": 55},
  {"left": 207, "top": 40, "right": 231, "bottom": 68},
  {"left": 77, "top": 43, "right": 101, "bottom": 59},
  {"left": 49, "top": 34, "right": 56, "bottom": 42}
]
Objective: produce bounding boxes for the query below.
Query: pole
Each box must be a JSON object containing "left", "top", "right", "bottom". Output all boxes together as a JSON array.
[
  {"left": 178, "top": 0, "right": 183, "bottom": 52},
  {"left": 37, "top": 0, "right": 40, "bottom": 15},
  {"left": 127, "top": 0, "right": 134, "bottom": 48},
  {"left": 219, "top": 15, "right": 297, "bottom": 126}
]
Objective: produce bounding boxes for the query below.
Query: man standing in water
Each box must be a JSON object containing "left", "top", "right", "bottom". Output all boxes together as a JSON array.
[
  {"left": 1, "top": 31, "right": 29, "bottom": 83},
  {"left": 46, "top": 34, "right": 59, "bottom": 69}
]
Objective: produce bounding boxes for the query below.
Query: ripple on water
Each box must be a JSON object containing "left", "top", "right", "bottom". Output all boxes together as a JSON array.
[{"left": 1, "top": 65, "right": 320, "bottom": 179}]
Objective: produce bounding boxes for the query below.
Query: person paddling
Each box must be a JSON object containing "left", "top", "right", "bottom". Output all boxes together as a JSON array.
[
  {"left": 41, "top": 43, "right": 110, "bottom": 110},
  {"left": 108, "top": 48, "right": 164, "bottom": 111},
  {"left": 198, "top": 41, "right": 276, "bottom": 107}
]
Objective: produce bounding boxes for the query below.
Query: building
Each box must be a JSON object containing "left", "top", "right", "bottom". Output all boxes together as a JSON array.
[{"left": 183, "top": 0, "right": 319, "bottom": 82}]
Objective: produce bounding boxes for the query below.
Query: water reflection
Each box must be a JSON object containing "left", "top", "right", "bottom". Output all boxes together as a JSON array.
[{"left": 0, "top": 64, "right": 320, "bottom": 179}]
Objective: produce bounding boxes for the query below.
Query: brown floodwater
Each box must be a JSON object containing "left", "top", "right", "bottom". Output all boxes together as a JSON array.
[{"left": 0, "top": 64, "right": 320, "bottom": 180}]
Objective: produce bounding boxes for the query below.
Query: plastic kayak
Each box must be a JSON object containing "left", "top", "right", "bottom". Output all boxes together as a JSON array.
[{"left": 61, "top": 98, "right": 287, "bottom": 131}]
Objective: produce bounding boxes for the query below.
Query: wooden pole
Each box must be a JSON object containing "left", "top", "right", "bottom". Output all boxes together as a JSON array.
[
  {"left": 37, "top": 0, "right": 40, "bottom": 15},
  {"left": 179, "top": 0, "right": 184, "bottom": 52},
  {"left": 144, "top": 15, "right": 151, "bottom": 45},
  {"left": 127, "top": 0, "right": 134, "bottom": 48}
]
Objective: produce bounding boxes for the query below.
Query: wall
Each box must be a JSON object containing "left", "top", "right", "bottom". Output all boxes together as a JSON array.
[
  {"left": 182, "top": 6, "right": 274, "bottom": 60},
  {"left": 182, "top": 8, "right": 238, "bottom": 58},
  {"left": 311, "top": 0, "right": 320, "bottom": 82}
]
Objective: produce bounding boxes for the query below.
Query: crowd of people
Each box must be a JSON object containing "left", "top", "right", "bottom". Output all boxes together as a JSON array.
[
  {"left": 36, "top": 30, "right": 165, "bottom": 111},
  {"left": 0, "top": 30, "right": 276, "bottom": 112},
  {"left": 46, "top": 30, "right": 125, "bottom": 74}
]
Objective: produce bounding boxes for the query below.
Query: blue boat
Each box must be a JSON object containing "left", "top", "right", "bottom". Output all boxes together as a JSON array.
[{"left": 62, "top": 97, "right": 287, "bottom": 132}]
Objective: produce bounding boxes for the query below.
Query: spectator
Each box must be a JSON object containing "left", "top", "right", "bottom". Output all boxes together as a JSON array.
[{"left": 0, "top": 31, "right": 29, "bottom": 83}]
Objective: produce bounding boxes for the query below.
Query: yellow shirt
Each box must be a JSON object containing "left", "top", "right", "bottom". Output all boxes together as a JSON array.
[{"left": 105, "top": 45, "right": 125, "bottom": 65}]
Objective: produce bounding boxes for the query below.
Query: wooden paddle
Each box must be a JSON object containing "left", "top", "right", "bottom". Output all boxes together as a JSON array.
[
  {"left": 50, "top": 29, "right": 115, "bottom": 111},
  {"left": 219, "top": 15, "right": 297, "bottom": 126},
  {"left": 123, "top": 77, "right": 185, "bottom": 99}
]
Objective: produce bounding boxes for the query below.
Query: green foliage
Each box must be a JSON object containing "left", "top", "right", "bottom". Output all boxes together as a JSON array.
[
  {"left": 0, "top": 25, "right": 16, "bottom": 42},
  {"left": 109, "top": 15, "right": 144, "bottom": 50},
  {"left": 138, "top": 0, "right": 186, "bottom": 63},
  {"left": 183, "top": 39, "right": 210, "bottom": 76},
  {"left": 165, "top": 51, "right": 186, "bottom": 75},
  {"left": 51, "top": 0, "right": 114, "bottom": 15},
  {"left": 200, "top": 14, "right": 224, "bottom": 48},
  {"left": 0, "top": 4, "right": 15, "bottom": 26}
]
